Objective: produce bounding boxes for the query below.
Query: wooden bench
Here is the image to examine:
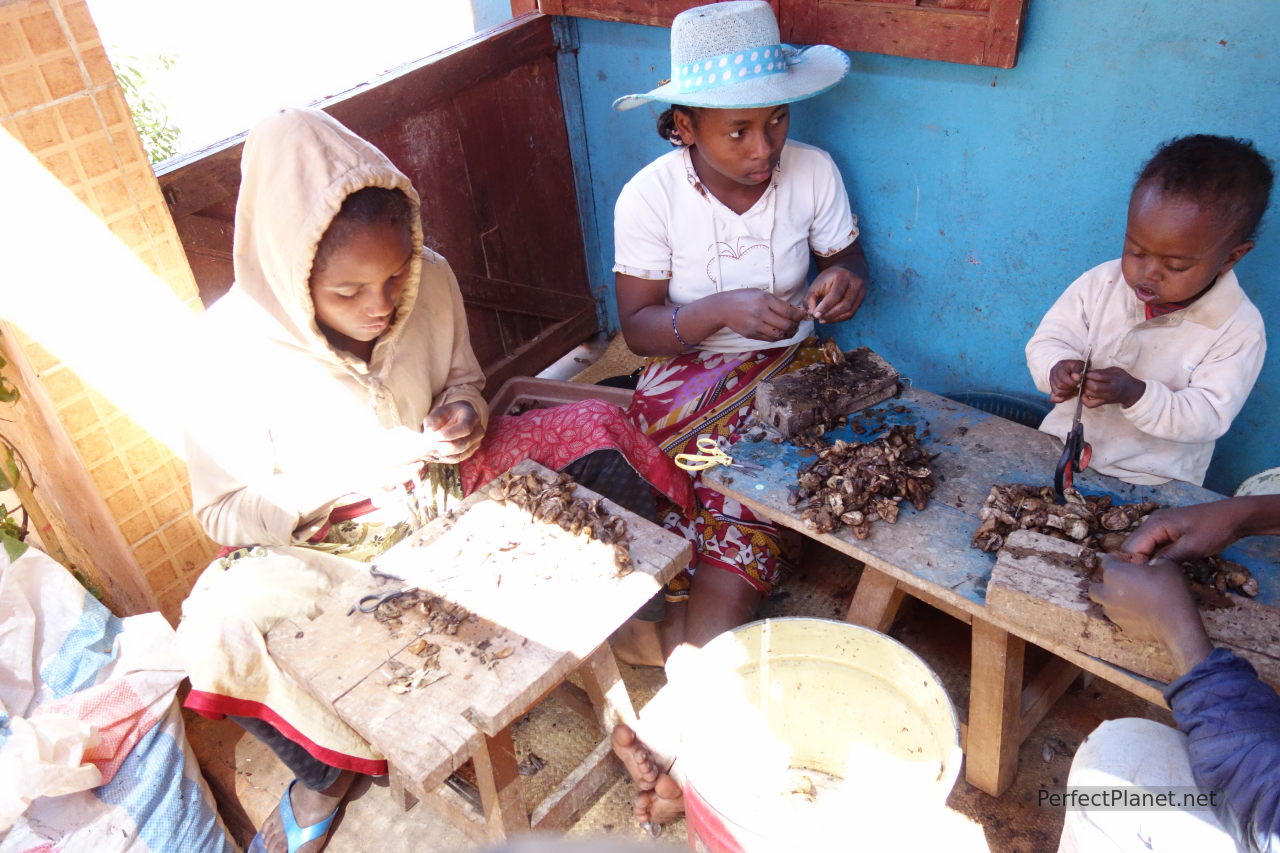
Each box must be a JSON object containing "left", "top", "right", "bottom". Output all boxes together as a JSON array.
[{"left": 702, "top": 386, "right": 1280, "bottom": 796}]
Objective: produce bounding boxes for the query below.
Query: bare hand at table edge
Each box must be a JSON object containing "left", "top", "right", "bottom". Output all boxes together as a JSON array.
[
  {"left": 1122, "top": 495, "right": 1280, "bottom": 563},
  {"left": 422, "top": 400, "right": 484, "bottom": 464},
  {"left": 1089, "top": 555, "right": 1213, "bottom": 675}
]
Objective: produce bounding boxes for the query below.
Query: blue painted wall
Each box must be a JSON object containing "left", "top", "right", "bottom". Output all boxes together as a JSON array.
[{"left": 565, "top": 3, "right": 1280, "bottom": 495}]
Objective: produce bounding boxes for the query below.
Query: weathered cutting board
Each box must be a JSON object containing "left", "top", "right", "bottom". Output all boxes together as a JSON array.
[
  {"left": 266, "top": 458, "right": 692, "bottom": 797},
  {"left": 988, "top": 529, "right": 1280, "bottom": 688},
  {"left": 755, "top": 346, "right": 899, "bottom": 439}
]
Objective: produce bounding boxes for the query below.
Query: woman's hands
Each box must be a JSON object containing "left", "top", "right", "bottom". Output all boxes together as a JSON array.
[
  {"left": 422, "top": 401, "right": 484, "bottom": 463},
  {"left": 715, "top": 289, "right": 806, "bottom": 342},
  {"left": 804, "top": 265, "right": 866, "bottom": 324}
]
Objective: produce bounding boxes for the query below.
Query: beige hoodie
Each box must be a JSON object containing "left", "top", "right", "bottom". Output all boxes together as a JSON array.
[{"left": 184, "top": 108, "right": 488, "bottom": 546}]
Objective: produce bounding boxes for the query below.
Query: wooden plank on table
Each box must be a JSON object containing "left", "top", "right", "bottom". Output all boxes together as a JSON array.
[
  {"left": 988, "top": 530, "right": 1280, "bottom": 689},
  {"left": 270, "top": 459, "right": 691, "bottom": 796}
]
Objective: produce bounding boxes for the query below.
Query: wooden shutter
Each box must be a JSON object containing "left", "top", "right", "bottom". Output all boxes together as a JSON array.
[
  {"left": 160, "top": 14, "right": 599, "bottom": 395},
  {"left": 534, "top": 0, "right": 1028, "bottom": 69},
  {"left": 781, "top": 0, "right": 1028, "bottom": 69}
]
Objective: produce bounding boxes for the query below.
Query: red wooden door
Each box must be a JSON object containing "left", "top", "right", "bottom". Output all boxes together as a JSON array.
[{"left": 159, "top": 13, "right": 598, "bottom": 396}]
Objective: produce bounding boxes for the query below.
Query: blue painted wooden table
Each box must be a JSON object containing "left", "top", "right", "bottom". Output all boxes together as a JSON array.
[{"left": 703, "top": 385, "right": 1280, "bottom": 796}]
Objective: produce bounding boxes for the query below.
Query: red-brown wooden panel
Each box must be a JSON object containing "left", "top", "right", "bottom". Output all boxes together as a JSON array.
[
  {"left": 540, "top": 0, "right": 1027, "bottom": 69},
  {"left": 538, "top": 0, "right": 772, "bottom": 29},
  {"left": 784, "top": 0, "right": 1027, "bottom": 68},
  {"left": 158, "top": 12, "right": 597, "bottom": 386}
]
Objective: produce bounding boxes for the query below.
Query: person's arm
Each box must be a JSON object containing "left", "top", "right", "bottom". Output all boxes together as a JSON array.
[
  {"left": 186, "top": 407, "right": 442, "bottom": 548},
  {"left": 1091, "top": 555, "right": 1280, "bottom": 852},
  {"left": 421, "top": 254, "right": 488, "bottom": 461},
  {"left": 1122, "top": 495, "right": 1280, "bottom": 562},
  {"left": 426, "top": 254, "right": 488, "bottom": 427},
  {"left": 615, "top": 274, "right": 805, "bottom": 356},
  {"left": 1116, "top": 323, "right": 1265, "bottom": 443},
  {"left": 800, "top": 151, "right": 866, "bottom": 325},
  {"left": 1168, "top": 650, "right": 1280, "bottom": 853}
]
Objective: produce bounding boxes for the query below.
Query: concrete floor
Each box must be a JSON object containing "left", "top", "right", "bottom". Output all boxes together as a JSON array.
[{"left": 184, "top": 539, "right": 1171, "bottom": 853}]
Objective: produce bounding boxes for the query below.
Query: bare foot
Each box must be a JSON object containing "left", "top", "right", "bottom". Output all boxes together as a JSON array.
[
  {"left": 610, "top": 620, "right": 665, "bottom": 668},
  {"left": 257, "top": 771, "right": 354, "bottom": 853},
  {"left": 611, "top": 723, "right": 659, "bottom": 790},
  {"left": 634, "top": 772, "right": 684, "bottom": 825}
]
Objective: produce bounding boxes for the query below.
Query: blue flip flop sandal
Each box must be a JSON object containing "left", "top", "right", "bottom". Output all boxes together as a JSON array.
[{"left": 246, "top": 779, "right": 340, "bottom": 853}]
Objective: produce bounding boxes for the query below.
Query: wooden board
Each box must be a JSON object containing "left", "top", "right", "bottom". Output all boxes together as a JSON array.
[
  {"left": 267, "top": 459, "right": 691, "bottom": 798},
  {"left": 704, "top": 387, "right": 1280, "bottom": 611},
  {"left": 988, "top": 530, "right": 1280, "bottom": 688},
  {"left": 754, "top": 346, "right": 900, "bottom": 439}
]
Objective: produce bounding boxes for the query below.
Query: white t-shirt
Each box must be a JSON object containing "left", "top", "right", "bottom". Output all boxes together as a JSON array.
[{"left": 613, "top": 140, "right": 859, "bottom": 354}]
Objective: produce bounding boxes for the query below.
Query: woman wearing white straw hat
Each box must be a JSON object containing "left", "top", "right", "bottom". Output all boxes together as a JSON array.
[{"left": 608, "top": 0, "right": 868, "bottom": 829}]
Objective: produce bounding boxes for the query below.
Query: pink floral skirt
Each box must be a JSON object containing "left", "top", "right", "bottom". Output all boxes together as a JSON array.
[{"left": 626, "top": 339, "right": 824, "bottom": 600}]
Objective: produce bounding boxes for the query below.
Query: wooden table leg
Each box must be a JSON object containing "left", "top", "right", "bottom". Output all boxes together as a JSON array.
[
  {"left": 472, "top": 722, "right": 529, "bottom": 841},
  {"left": 845, "top": 564, "right": 907, "bottom": 632},
  {"left": 579, "top": 642, "right": 637, "bottom": 730},
  {"left": 386, "top": 764, "right": 420, "bottom": 812},
  {"left": 965, "top": 619, "right": 1025, "bottom": 797}
]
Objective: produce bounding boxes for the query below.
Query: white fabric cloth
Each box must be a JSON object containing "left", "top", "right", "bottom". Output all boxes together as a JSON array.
[
  {"left": 0, "top": 542, "right": 233, "bottom": 852},
  {"left": 613, "top": 139, "right": 858, "bottom": 353},
  {"left": 1058, "top": 717, "right": 1240, "bottom": 853},
  {"left": 1026, "top": 260, "right": 1265, "bottom": 486}
]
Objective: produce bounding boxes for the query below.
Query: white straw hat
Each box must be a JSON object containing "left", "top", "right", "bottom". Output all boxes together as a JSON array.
[{"left": 613, "top": 1, "right": 850, "bottom": 112}]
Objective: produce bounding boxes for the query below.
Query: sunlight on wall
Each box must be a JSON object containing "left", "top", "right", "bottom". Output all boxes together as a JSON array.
[{"left": 1, "top": 129, "right": 194, "bottom": 456}]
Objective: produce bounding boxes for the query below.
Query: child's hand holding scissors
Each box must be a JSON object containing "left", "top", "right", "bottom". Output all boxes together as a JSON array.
[{"left": 1048, "top": 359, "right": 1086, "bottom": 403}]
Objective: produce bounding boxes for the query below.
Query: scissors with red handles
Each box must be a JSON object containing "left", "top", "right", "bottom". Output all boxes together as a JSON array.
[{"left": 1054, "top": 351, "right": 1093, "bottom": 503}]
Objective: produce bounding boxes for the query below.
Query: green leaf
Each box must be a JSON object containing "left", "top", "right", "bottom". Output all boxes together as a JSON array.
[
  {"left": 0, "top": 445, "right": 18, "bottom": 491},
  {"left": 0, "top": 530, "right": 27, "bottom": 563}
]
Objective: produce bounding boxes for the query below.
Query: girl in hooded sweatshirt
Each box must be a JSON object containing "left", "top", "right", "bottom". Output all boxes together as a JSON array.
[{"left": 177, "top": 107, "right": 691, "bottom": 853}]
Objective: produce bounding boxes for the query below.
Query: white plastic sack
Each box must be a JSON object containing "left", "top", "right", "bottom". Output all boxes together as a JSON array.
[{"left": 0, "top": 539, "right": 235, "bottom": 852}]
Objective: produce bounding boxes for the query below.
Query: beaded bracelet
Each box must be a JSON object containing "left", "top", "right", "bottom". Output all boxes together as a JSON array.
[{"left": 672, "top": 306, "right": 693, "bottom": 349}]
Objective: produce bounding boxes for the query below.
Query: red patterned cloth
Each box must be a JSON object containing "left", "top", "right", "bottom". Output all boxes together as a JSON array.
[
  {"left": 627, "top": 338, "right": 825, "bottom": 599},
  {"left": 460, "top": 398, "right": 694, "bottom": 512}
]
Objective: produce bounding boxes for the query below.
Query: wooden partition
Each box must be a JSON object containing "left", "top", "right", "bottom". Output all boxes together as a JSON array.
[{"left": 159, "top": 12, "right": 599, "bottom": 396}]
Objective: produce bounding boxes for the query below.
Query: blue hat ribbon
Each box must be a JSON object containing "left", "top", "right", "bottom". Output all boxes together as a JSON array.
[{"left": 672, "top": 44, "right": 802, "bottom": 95}]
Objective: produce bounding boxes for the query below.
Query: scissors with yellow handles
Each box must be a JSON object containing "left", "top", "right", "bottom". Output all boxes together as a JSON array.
[{"left": 674, "top": 436, "right": 763, "bottom": 473}]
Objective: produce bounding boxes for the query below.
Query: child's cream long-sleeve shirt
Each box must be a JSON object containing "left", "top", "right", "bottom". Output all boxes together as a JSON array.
[{"left": 1026, "top": 259, "right": 1265, "bottom": 486}]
